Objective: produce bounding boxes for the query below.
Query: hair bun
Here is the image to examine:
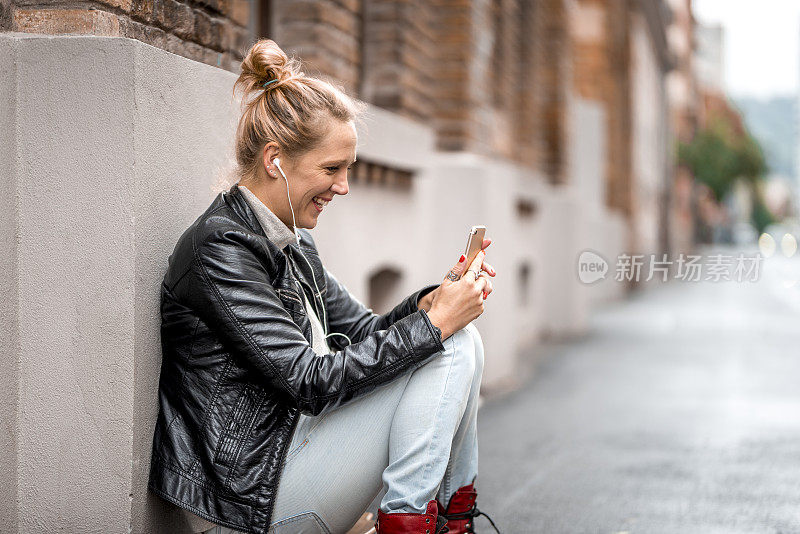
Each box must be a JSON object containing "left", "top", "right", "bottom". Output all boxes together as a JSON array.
[{"left": 238, "top": 39, "right": 303, "bottom": 97}]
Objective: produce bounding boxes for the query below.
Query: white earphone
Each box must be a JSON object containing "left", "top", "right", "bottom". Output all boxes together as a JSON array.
[
  {"left": 271, "top": 158, "right": 299, "bottom": 245},
  {"left": 271, "top": 157, "right": 352, "bottom": 347}
]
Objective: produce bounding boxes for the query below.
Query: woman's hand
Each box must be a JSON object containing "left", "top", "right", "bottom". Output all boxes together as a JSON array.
[
  {"left": 418, "top": 239, "right": 495, "bottom": 311},
  {"left": 475, "top": 238, "right": 495, "bottom": 298},
  {"left": 426, "top": 239, "right": 496, "bottom": 341}
]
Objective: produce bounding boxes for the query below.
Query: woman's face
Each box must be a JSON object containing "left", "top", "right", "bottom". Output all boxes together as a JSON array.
[{"left": 268, "top": 120, "right": 357, "bottom": 230}]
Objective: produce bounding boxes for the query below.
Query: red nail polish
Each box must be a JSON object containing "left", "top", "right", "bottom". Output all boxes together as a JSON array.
[{"left": 459, "top": 255, "right": 465, "bottom": 262}]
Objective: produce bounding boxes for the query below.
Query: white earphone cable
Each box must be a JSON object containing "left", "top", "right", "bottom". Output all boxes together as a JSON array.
[{"left": 272, "top": 158, "right": 352, "bottom": 347}]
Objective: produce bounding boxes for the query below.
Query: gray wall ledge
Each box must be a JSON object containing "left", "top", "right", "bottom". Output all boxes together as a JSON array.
[{"left": 1, "top": 33, "right": 239, "bottom": 533}]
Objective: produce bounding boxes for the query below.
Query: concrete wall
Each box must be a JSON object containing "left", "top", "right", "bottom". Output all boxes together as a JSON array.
[
  {"left": 1, "top": 33, "right": 628, "bottom": 531},
  {"left": 0, "top": 33, "right": 20, "bottom": 534},
  {"left": 1, "top": 33, "right": 238, "bottom": 533},
  {"left": 631, "top": 13, "right": 670, "bottom": 256},
  {"left": 5, "top": 34, "right": 134, "bottom": 533},
  {"left": 128, "top": 36, "right": 241, "bottom": 534},
  {"left": 569, "top": 97, "right": 628, "bottom": 308},
  {"left": 315, "top": 98, "right": 628, "bottom": 387}
]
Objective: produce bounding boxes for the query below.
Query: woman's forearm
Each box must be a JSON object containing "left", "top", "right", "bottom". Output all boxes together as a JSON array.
[{"left": 417, "top": 290, "right": 435, "bottom": 312}]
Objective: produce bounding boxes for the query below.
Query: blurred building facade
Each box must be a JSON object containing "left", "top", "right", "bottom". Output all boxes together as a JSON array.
[
  {"left": 666, "top": 0, "right": 699, "bottom": 255},
  {"left": 694, "top": 20, "right": 724, "bottom": 93},
  {"left": 3, "top": 0, "right": 702, "bottom": 373},
  {"left": 2, "top": 1, "right": 703, "bottom": 531}
]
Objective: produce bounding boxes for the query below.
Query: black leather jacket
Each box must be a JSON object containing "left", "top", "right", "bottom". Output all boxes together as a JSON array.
[{"left": 148, "top": 185, "right": 444, "bottom": 533}]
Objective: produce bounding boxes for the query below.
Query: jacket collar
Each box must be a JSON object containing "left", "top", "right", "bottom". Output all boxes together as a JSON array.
[
  {"left": 237, "top": 184, "right": 297, "bottom": 249},
  {"left": 227, "top": 184, "right": 296, "bottom": 250}
]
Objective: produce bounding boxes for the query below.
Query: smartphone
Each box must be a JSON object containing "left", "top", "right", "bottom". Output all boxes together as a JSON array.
[{"left": 462, "top": 225, "right": 486, "bottom": 278}]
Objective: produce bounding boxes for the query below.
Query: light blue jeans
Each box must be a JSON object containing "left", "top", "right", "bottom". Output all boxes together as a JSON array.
[{"left": 204, "top": 322, "right": 484, "bottom": 534}]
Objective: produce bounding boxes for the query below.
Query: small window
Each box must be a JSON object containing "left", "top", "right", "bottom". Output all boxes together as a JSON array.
[
  {"left": 368, "top": 267, "right": 403, "bottom": 315},
  {"left": 351, "top": 160, "right": 413, "bottom": 190},
  {"left": 516, "top": 198, "right": 537, "bottom": 219},
  {"left": 518, "top": 263, "right": 531, "bottom": 307}
]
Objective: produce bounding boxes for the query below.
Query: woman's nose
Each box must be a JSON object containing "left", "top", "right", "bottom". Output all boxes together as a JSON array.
[{"left": 332, "top": 172, "right": 349, "bottom": 196}]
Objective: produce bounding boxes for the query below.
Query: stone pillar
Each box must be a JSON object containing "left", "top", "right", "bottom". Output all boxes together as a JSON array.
[
  {"left": 0, "top": 33, "right": 239, "bottom": 533},
  {"left": 0, "top": 32, "right": 20, "bottom": 534}
]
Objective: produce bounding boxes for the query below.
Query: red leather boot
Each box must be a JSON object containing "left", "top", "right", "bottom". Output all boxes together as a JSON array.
[
  {"left": 441, "top": 484, "right": 500, "bottom": 534},
  {"left": 375, "top": 500, "right": 449, "bottom": 534}
]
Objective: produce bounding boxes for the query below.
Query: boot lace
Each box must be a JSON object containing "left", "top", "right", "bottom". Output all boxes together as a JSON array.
[
  {"left": 443, "top": 506, "right": 501, "bottom": 533},
  {"left": 435, "top": 514, "right": 450, "bottom": 534}
]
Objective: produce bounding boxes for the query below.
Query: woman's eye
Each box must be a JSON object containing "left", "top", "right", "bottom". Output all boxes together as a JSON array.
[{"left": 325, "top": 165, "right": 353, "bottom": 173}]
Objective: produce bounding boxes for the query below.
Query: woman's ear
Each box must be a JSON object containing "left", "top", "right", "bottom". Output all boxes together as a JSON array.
[{"left": 262, "top": 143, "right": 280, "bottom": 178}]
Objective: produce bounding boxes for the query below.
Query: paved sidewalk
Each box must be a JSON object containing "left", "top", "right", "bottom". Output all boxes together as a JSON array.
[{"left": 475, "top": 258, "right": 800, "bottom": 533}]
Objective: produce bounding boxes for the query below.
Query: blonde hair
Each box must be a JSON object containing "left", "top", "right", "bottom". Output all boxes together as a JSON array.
[{"left": 232, "top": 39, "right": 366, "bottom": 182}]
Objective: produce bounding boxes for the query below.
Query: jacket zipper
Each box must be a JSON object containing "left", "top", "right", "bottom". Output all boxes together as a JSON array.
[
  {"left": 263, "top": 411, "right": 300, "bottom": 530},
  {"left": 285, "top": 251, "right": 327, "bottom": 333}
]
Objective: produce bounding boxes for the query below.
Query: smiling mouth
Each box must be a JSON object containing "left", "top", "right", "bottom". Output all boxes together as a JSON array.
[{"left": 312, "top": 196, "right": 330, "bottom": 212}]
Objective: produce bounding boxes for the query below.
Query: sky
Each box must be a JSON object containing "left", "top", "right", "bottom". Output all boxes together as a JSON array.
[{"left": 693, "top": 0, "right": 800, "bottom": 99}]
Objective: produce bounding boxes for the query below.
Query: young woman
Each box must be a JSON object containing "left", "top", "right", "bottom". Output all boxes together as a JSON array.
[{"left": 148, "top": 39, "right": 498, "bottom": 534}]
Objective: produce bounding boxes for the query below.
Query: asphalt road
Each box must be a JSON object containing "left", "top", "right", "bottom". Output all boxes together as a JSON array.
[{"left": 476, "top": 255, "right": 800, "bottom": 534}]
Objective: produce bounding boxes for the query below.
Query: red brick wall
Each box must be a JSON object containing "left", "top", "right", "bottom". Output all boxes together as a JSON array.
[
  {"left": 4, "top": 0, "right": 596, "bottom": 181},
  {"left": 0, "top": 0, "right": 11, "bottom": 29},
  {"left": 431, "top": 0, "right": 474, "bottom": 152},
  {"left": 606, "top": 0, "right": 632, "bottom": 216},
  {"left": 514, "top": 0, "right": 538, "bottom": 168},
  {"left": 572, "top": 0, "right": 632, "bottom": 211},
  {"left": 429, "top": 0, "right": 530, "bottom": 162},
  {"left": 486, "top": 0, "right": 522, "bottom": 160},
  {"left": 534, "top": 0, "right": 570, "bottom": 184},
  {"left": 271, "top": 0, "right": 362, "bottom": 96},
  {"left": 7, "top": 0, "right": 254, "bottom": 70},
  {"left": 359, "top": 0, "right": 436, "bottom": 122}
]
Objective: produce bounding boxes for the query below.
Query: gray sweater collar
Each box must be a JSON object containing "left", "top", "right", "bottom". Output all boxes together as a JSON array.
[{"left": 237, "top": 184, "right": 296, "bottom": 250}]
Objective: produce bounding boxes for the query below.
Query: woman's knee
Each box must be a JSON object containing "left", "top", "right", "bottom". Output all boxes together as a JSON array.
[
  {"left": 462, "top": 322, "right": 485, "bottom": 378},
  {"left": 447, "top": 326, "right": 478, "bottom": 380}
]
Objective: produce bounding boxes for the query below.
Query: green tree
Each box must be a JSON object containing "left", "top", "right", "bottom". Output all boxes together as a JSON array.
[
  {"left": 679, "top": 113, "right": 771, "bottom": 233},
  {"left": 736, "top": 132, "right": 768, "bottom": 183}
]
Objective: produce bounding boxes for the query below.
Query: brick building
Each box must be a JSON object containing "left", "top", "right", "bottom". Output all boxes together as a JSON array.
[
  {"left": 1, "top": 1, "right": 698, "bottom": 531},
  {"left": 3, "top": 1, "right": 688, "bottom": 243},
  {"left": 2, "top": 0, "right": 575, "bottom": 181},
  {"left": 667, "top": 0, "right": 699, "bottom": 255}
]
